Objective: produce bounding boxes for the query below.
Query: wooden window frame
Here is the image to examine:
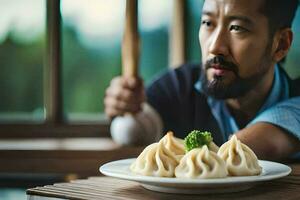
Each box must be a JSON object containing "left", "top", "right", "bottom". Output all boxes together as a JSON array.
[
  {"left": 169, "top": 0, "right": 186, "bottom": 68},
  {"left": 0, "top": 0, "right": 110, "bottom": 139}
]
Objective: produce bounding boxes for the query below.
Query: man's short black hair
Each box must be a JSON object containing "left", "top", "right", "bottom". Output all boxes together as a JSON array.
[{"left": 261, "top": 0, "right": 299, "bottom": 34}]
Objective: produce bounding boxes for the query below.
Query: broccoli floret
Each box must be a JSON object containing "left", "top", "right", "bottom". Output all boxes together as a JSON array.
[{"left": 184, "top": 130, "right": 213, "bottom": 152}]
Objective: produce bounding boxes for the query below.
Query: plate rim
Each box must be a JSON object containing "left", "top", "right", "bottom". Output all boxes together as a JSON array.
[{"left": 99, "top": 158, "right": 291, "bottom": 185}]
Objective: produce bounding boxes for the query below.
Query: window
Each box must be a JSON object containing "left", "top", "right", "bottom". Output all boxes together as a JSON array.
[
  {"left": 0, "top": 0, "right": 175, "bottom": 138},
  {"left": 60, "top": 0, "right": 172, "bottom": 121},
  {"left": 286, "top": 6, "right": 300, "bottom": 78},
  {"left": 0, "top": 0, "right": 46, "bottom": 123}
]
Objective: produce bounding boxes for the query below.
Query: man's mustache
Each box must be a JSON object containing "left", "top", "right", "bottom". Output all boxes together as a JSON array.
[{"left": 204, "top": 56, "right": 238, "bottom": 75}]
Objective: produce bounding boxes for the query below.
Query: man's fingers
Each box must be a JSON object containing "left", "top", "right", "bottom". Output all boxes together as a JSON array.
[
  {"left": 104, "top": 76, "right": 145, "bottom": 118},
  {"left": 126, "top": 77, "right": 141, "bottom": 89},
  {"left": 105, "top": 107, "right": 125, "bottom": 119},
  {"left": 110, "top": 77, "right": 124, "bottom": 87},
  {"left": 106, "top": 85, "right": 144, "bottom": 103},
  {"left": 104, "top": 96, "right": 142, "bottom": 114}
]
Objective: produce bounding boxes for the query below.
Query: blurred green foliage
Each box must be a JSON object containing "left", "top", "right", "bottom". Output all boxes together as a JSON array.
[{"left": 0, "top": 36, "right": 44, "bottom": 113}]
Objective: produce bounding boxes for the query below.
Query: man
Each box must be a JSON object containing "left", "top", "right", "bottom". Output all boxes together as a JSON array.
[{"left": 104, "top": 0, "right": 300, "bottom": 160}]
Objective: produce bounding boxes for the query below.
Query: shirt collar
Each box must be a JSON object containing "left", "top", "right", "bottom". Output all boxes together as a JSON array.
[{"left": 257, "top": 64, "right": 289, "bottom": 114}]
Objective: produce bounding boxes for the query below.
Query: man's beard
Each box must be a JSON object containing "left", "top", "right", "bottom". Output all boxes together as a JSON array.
[{"left": 200, "top": 52, "right": 272, "bottom": 99}]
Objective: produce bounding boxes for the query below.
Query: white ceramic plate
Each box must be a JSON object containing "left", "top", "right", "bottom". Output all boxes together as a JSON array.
[{"left": 100, "top": 158, "right": 291, "bottom": 194}]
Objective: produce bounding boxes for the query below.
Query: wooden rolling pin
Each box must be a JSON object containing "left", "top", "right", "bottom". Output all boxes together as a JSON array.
[{"left": 122, "top": 0, "right": 140, "bottom": 78}]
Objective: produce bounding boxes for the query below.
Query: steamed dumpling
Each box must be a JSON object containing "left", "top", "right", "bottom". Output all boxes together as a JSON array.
[
  {"left": 160, "top": 131, "right": 185, "bottom": 159},
  {"left": 208, "top": 141, "right": 219, "bottom": 153},
  {"left": 217, "top": 135, "right": 262, "bottom": 176},
  {"left": 130, "top": 140, "right": 180, "bottom": 177},
  {"left": 175, "top": 145, "right": 228, "bottom": 178}
]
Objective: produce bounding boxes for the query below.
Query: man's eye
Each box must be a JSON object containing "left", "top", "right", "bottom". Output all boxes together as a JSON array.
[
  {"left": 201, "top": 20, "right": 212, "bottom": 27},
  {"left": 230, "top": 25, "right": 247, "bottom": 33}
]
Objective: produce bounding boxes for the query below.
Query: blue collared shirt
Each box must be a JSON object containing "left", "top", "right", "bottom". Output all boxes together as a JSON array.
[{"left": 195, "top": 64, "right": 300, "bottom": 144}]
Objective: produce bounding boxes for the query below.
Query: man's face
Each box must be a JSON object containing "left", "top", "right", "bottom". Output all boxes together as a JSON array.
[{"left": 199, "top": 0, "right": 274, "bottom": 99}]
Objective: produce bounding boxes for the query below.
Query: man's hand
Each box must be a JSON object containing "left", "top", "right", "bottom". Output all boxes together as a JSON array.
[{"left": 104, "top": 76, "right": 145, "bottom": 119}]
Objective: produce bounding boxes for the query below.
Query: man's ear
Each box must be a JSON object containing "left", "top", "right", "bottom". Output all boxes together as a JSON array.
[{"left": 272, "top": 28, "right": 293, "bottom": 62}]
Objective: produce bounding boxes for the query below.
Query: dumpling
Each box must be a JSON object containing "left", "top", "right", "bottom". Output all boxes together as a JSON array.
[
  {"left": 175, "top": 145, "right": 228, "bottom": 178},
  {"left": 217, "top": 135, "right": 262, "bottom": 176},
  {"left": 208, "top": 141, "right": 219, "bottom": 153},
  {"left": 160, "top": 131, "right": 185, "bottom": 159},
  {"left": 130, "top": 140, "right": 180, "bottom": 177}
]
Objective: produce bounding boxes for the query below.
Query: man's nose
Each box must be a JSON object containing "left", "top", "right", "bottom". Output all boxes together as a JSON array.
[{"left": 208, "top": 29, "right": 229, "bottom": 56}]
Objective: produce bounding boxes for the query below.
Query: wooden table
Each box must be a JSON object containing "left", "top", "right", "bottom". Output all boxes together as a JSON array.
[{"left": 27, "top": 162, "right": 300, "bottom": 200}]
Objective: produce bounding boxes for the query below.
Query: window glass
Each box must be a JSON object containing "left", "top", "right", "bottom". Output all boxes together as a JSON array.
[
  {"left": 139, "top": 0, "right": 172, "bottom": 84},
  {"left": 0, "top": 0, "right": 45, "bottom": 122},
  {"left": 186, "top": 0, "right": 203, "bottom": 62},
  {"left": 285, "top": 7, "right": 300, "bottom": 79},
  {"left": 61, "top": 0, "right": 172, "bottom": 119}
]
